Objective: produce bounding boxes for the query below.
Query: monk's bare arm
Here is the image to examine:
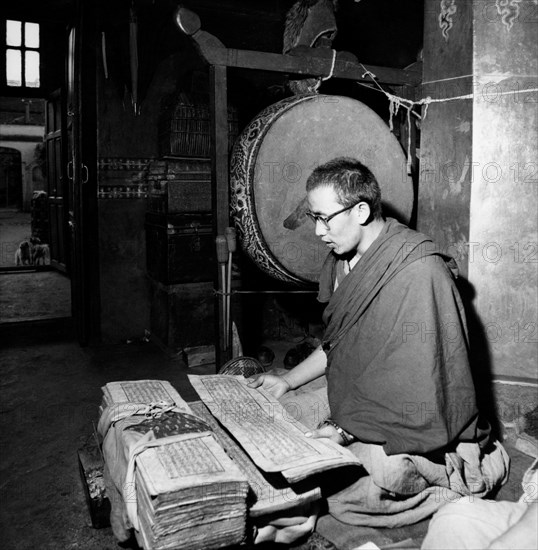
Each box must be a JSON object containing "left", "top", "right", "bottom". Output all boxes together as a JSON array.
[
  {"left": 247, "top": 345, "right": 326, "bottom": 398},
  {"left": 283, "top": 345, "right": 327, "bottom": 389}
]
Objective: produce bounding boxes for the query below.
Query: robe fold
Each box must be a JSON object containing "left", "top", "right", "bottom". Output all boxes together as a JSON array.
[{"left": 318, "top": 218, "right": 486, "bottom": 456}]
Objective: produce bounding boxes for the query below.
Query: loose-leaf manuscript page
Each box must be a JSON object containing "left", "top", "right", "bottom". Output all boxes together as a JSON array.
[{"left": 188, "top": 375, "right": 360, "bottom": 482}]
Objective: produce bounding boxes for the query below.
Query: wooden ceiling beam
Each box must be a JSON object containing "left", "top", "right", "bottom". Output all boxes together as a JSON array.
[{"left": 175, "top": 7, "right": 421, "bottom": 87}]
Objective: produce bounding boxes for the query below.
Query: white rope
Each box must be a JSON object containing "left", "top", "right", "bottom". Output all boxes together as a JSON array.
[
  {"left": 321, "top": 49, "right": 338, "bottom": 81},
  {"left": 421, "top": 74, "right": 473, "bottom": 85},
  {"left": 406, "top": 107, "right": 413, "bottom": 176},
  {"left": 356, "top": 65, "right": 538, "bottom": 176},
  {"left": 358, "top": 78, "right": 538, "bottom": 112},
  {"left": 388, "top": 96, "right": 400, "bottom": 131},
  {"left": 312, "top": 49, "right": 338, "bottom": 93}
]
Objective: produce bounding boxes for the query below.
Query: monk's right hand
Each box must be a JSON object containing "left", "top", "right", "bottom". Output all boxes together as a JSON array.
[{"left": 246, "top": 373, "right": 291, "bottom": 399}]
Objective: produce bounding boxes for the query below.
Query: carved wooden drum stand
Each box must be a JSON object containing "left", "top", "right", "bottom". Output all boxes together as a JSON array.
[{"left": 230, "top": 94, "right": 414, "bottom": 286}]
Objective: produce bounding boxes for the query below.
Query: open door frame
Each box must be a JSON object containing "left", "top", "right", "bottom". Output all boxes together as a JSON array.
[
  {"left": 45, "top": 88, "right": 69, "bottom": 273},
  {"left": 66, "top": 0, "right": 100, "bottom": 345}
]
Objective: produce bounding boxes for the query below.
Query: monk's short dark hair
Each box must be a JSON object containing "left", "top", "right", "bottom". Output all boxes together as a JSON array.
[{"left": 306, "top": 157, "right": 383, "bottom": 220}]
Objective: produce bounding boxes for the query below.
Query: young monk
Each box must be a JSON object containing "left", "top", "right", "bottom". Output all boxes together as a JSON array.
[{"left": 249, "top": 157, "right": 509, "bottom": 527}]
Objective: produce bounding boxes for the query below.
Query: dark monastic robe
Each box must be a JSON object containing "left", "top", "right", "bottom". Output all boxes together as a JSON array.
[{"left": 318, "top": 218, "right": 486, "bottom": 456}]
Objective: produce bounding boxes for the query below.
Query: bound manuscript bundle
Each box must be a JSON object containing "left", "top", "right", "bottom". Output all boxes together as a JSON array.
[
  {"left": 98, "top": 377, "right": 361, "bottom": 550},
  {"left": 98, "top": 379, "right": 248, "bottom": 550},
  {"left": 134, "top": 433, "right": 248, "bottom": 550}
]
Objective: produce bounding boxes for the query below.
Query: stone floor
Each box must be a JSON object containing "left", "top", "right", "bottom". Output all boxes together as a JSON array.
[
  {"left": 0, "top": 270, "right": 71, "bottom": 322},
  {"left": 0, "top": 207, "right": 69, "bottom": 324},
  {"left": 0, "top": 209, "right": 32, "bottom": 268},
  {"left": 0, "top": 321, "right": 535, "bottom": 550}
]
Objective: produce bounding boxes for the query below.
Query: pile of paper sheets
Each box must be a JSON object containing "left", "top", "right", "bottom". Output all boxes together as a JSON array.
[
  {"left": 134, "top": 433, "right": 249, "bottom": 550},
  {"left": 99, "top": 380, "right": 249, "bottom": 550}
]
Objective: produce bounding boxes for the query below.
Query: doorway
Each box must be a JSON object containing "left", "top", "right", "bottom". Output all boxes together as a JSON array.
[{"left": 0, "top": 96, "right": 71, "bottom": 324}]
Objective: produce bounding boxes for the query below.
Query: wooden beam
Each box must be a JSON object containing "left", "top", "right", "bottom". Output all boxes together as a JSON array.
[
  {"left": 209, "top": 65, "right": 229, "bottom": 236},
  {"left": 209, "top": 64, "right": 231, "bottom": 366},
  {"left": 175, "top": 7, "right": 421, "bottom": 86}
]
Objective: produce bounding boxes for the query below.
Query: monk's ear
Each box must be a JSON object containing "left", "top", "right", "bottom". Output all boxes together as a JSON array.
[{"left": 356, "top": 202, "right": 371, "bottom": 224}]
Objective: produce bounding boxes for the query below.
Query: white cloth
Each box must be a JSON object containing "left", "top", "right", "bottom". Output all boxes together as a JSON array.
[{"left": 421, "top": 458, "right": 538, "bottom": 549}]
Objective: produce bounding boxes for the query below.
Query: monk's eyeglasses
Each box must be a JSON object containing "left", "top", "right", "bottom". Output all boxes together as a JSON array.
[{"left": 306, "top": 203, "right": 358, "bottom": 230}]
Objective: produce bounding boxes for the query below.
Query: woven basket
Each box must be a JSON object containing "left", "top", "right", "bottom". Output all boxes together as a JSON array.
[
  {"left": 159, "top": 92, "right": 239, "bottom": 158},
  {"left": 218, "top": 356, "right": 266, "bottom": 378}
]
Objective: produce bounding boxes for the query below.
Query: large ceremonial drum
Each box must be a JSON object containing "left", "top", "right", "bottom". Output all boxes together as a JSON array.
[{"left": 230, "top": 94, "right": 413, "bottom": 285}]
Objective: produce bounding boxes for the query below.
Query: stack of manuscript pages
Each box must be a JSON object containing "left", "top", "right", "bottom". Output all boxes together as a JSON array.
[
  {"left": 134, "top": 434, "right": 248, "bottom": 550},
  {"left": 98, "top": 377, "right": 362, "bottom": 550},
  {"left": 98, "top": 380, "right": 249, "bottom": 550}
]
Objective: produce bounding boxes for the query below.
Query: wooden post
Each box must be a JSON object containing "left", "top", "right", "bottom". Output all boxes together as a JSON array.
[{"left": 209, "top": 64, "right": 231, "bottom": 368}]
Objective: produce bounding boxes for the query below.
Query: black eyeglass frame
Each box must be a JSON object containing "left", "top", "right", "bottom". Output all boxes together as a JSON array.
[{"left": 306, "top": 202, "right": 359, "bottom": 230}]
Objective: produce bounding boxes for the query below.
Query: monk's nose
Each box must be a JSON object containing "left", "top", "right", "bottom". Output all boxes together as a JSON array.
[{"left": 315, "top": 220, "right": 327, "bottom": 237}]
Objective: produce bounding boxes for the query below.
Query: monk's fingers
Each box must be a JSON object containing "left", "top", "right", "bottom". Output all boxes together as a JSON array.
[
  {"left": 246, "top": 374, "right": 264, "bottom": 387},
  {"left": 305, "top": 425, "right": 338, "bottom": 440}
]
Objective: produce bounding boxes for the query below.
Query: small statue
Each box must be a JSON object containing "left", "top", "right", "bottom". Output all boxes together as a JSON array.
[{"left": 283, "top": 0, "right": 339, "bottom": 94}]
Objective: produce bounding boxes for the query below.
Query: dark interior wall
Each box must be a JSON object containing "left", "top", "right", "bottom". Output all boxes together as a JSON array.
[
  {"left": 96, "top": 40, "right": 195, "bottom": 342},
  {"left": 92, "top": 0, "right": 296, "bottom": 344},
  {"left": 97, "top": 199, "right": 149, "bottom": 342}
]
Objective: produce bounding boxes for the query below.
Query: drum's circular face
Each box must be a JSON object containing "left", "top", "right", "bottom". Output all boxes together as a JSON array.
[{"left": 231, "top": 95, "right": 413, "bottom": 285}]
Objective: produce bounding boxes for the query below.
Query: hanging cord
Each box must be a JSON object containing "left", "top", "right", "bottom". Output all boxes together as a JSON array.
[
  {"left": 311, "top": 49, "right": 338, "bottom": 93},
  {"left": 388, "top": 96, "right": 400, "bottom": 132},
  {"left": 406, "top": 106, "right": 413, "bottom": 175},
  {"left": 359, "top": 63, "right": 419, "bottom": 174},
  {"left": 356, "top": 63, "right": 538, "bottom": 175},
  {"left": 101, "top": 32, "right": 109, "bottom": 79},
  {"left": 357, "top": 66, "right": 538, "bottom": 117},
  {"left": 322, "top": 49, "right": 338, "bottom": 81}
]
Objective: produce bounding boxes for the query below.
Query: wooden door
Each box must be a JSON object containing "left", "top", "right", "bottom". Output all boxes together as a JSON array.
[
  {"left": 0, "top": 148, "right": 22, "bottom": 208},
  {"left": 45, "top": 89, "right": 68, "bottom": 271},
  {"left": 66, "top": 0, "right": 99, "bottom": 345}
]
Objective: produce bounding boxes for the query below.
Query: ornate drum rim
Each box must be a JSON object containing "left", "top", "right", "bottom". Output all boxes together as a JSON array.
[{"left": 230, "top": 94, "right": 316, "bottom": 286}]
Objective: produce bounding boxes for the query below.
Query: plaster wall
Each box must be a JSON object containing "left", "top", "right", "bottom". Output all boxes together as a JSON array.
[
  {"left": 419, "top": 0, "right": 537, "bottom": 391},
  {"left": 418, "top": 0, "right": 473, "bottom": 278},
  {"left": 469, "top": 0, "right": 538, "bottom": 381}
]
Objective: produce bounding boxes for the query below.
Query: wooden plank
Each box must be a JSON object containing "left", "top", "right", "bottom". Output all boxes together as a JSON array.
[
  {"left": 77, "top": 439, "right": 110, "bottom": 529},
  {"left": 209, "top": 65, "right": 229, "bottom": 235},
  {"left": 222, "top": 48, "right": 420, "bottom": 86},
  {"left": 175, "top": 7, "right": 420, "bottom": 86}
]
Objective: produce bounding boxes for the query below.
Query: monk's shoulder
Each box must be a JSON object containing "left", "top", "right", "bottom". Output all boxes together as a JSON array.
[{"left": 398, "top": 253, "right": 454, "bottom": 283}]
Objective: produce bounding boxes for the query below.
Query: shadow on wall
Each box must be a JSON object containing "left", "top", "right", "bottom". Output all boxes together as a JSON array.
[{"left": 457, "top": 277, "right": 501, "bottom": 438}]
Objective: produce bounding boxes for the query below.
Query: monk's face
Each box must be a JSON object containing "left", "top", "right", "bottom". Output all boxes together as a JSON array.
[{"left": 307, "top": 185, "right": 363, "bottom": 256}]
